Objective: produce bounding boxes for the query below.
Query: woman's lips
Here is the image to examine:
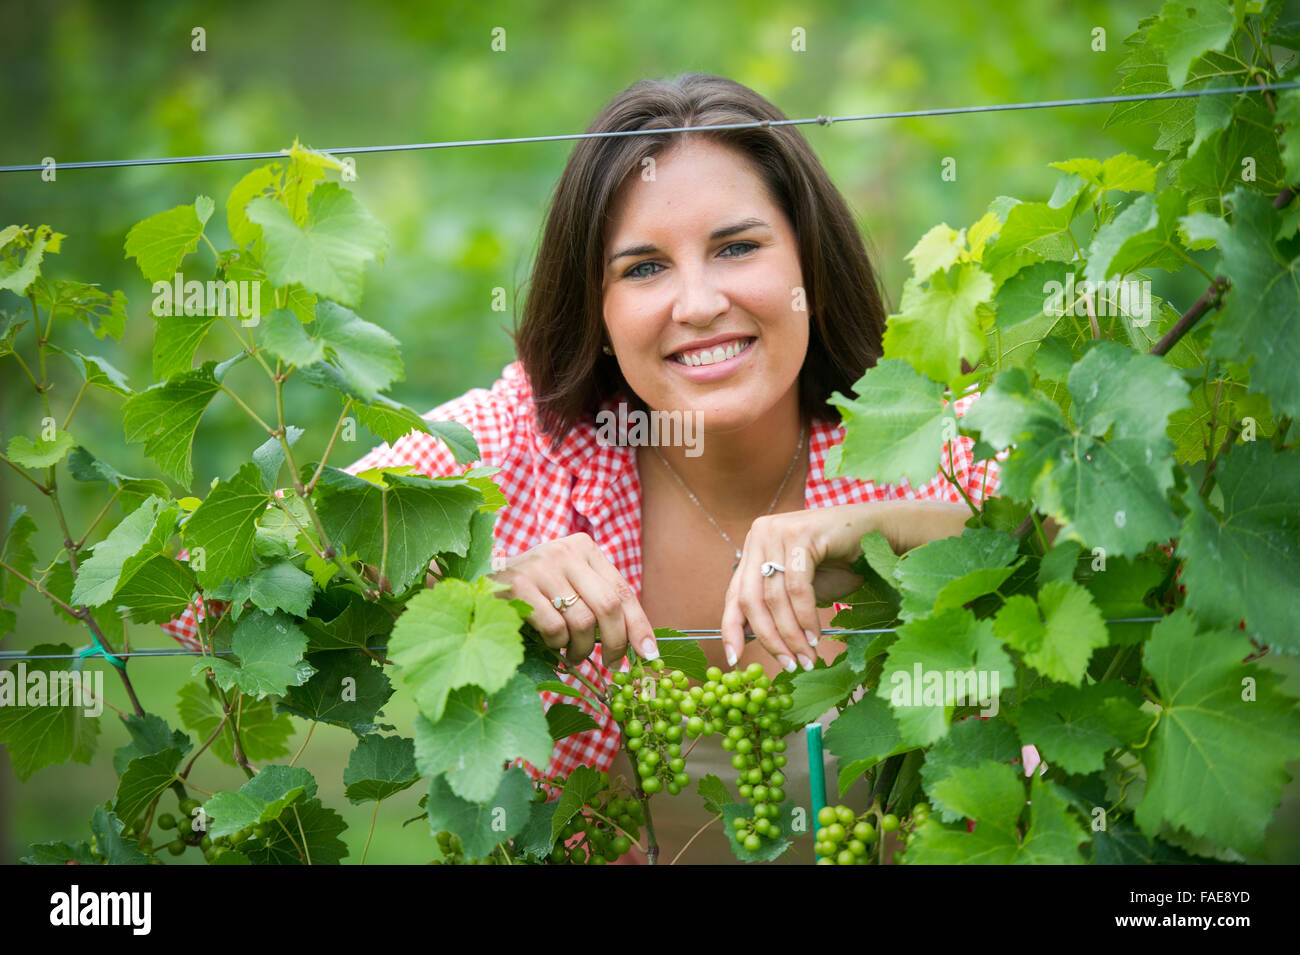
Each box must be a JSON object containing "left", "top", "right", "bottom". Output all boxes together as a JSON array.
[{"left": 666, "top": 336, "right": 755, "bottom": 383}]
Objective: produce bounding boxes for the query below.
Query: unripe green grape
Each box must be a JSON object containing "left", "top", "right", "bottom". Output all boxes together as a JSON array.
[
  {"left": 627, "top": 737, "right": 643, "bottom": 752},
  {"left": 179, "top": 798, "right": 201, "bottom": 816},
  {"left": 770, "top": 787, "right": 786, "bottom": 803},
  {"left": 836, "top": 849, "right": 855, "bottom": 866},
  {"left": 881, "top": 813, "right": 900, "bottom": 833},
  {"left": 167, "top": 840, "right": 186, "bottom": 857},
  {"left": 853, "top": 821, "right": 876, "bottom": 843},
  {"left": 848, "top": 839, "right": 867, "bottom": 856},
  {"left": 673, "top": 772, "right": 689, "bottom": 788},
  {"left": 746, "top": 768, "right": 762, "bottom": 784},
  {"left": 669, "top": 757, "right": 685, "bottom": 773},
  {"left": 825, "top": 822, "right": 846, "bottom": 843},
  {"left": 667, "top": 782, "right": 681, "bottom": 795},
  {"left": 721, "top": 736, "right": 735, "bottom": 751},
  {"left": 731, "top": 754, "right": 747, "bottom": 770},
  {"left": 743, "top": 834, "right": 762, "bottom": 852},
  {"left": 157, "top": 813, "right": 177, "bottom": 831},
  {"left": 738, "top": 784, "right": 753, "bottom": 799},
  {"left": 752, "top": 784, "right": 769, "bottom": 803},
  {"left": 835, "top": 805, "right": 855, "bottom": 826},
  {"left": 754, "top": 817, "right": 772, "bottom": 836},
  {"left": 773, "top": 754, "right": 787, "bottom": 768},
  {"left": 706, "top": 666, "right": 723, "bottom": 682},
  {"left": 641, "top": 777, "right": 662, "bottom": 795}
]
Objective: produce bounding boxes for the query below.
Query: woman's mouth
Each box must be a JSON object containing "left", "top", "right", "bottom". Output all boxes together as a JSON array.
[{"left": 666, "top": 336, "right": 756, "bottom": 382}]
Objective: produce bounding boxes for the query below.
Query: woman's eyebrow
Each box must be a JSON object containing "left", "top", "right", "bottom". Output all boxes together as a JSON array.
[{"left": 606, "top": 217, "right": 769, "bottom": 267}]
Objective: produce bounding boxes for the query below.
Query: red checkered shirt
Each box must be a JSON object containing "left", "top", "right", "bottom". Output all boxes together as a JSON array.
[{"left": 162, "top": 359, "right": 999, "bottom": 780}]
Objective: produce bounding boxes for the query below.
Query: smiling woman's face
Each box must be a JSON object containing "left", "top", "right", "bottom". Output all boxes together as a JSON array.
[{"left": 600, "top": 137, "right": 808, "bottom": 435}]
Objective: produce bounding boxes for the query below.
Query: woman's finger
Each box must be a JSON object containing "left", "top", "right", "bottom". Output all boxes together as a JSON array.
[
  {"left": 507, "top": 575, "right": 573, "bottom": 651},
  {"left": 759, "top": 551, "right": 818, "bottom": 670},
  {"left": 583, "top": 552, "right": 656, "bottom": 667}
]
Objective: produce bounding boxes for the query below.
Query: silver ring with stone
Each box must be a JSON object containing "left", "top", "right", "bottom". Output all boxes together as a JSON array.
[
  {"left": 760, "top": 561, "right": 786, "bottom": 577},
  {"left": 552, "top": 593, "right": 580, "bottom": 611}
]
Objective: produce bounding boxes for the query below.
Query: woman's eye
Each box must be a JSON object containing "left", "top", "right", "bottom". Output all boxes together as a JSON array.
[{"left": 623, "top": 242, "right": 758, "bottom": 280}]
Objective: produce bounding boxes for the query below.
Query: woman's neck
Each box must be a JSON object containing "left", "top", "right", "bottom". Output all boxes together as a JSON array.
[{"left": 639, "top": 394, "right": 808, "bottom": 522}]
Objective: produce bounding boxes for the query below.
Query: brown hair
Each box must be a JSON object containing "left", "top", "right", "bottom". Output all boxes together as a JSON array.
[{"left": 512, "top": 72, "right": 889, "bottom": 451}]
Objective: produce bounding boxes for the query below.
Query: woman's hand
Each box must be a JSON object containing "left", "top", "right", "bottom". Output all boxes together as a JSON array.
[
  {"left": 488, "top": 532, "right": 659, "bottom": 668},
  {"left": 720, "top": 501, "right": 972, "bottom": 672}
]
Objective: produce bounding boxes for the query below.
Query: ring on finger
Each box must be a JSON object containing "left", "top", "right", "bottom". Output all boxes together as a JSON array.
[
  {"left": 760, "top": 561, "right": 786, "bottom": 577},
  {"left": 551, "top": 593, "right": 581, "bottom": 611}
]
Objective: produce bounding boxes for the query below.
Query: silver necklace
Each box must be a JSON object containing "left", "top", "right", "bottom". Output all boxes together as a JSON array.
[{"left": 649, "top": 420, "right": 807, "bottom": 571}]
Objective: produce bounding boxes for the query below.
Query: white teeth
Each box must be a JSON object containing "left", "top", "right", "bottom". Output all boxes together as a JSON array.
[{"left": 675, "top": 338, "right": 752, "bottom": 367}]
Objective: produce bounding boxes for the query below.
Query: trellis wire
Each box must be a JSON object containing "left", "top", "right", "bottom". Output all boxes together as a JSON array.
[
  {"left": 1, "top": 83, "right": 1297, "bottom": 174},
  {"left": 0, "top": 618, "right": 1165, "bottom": 662}
]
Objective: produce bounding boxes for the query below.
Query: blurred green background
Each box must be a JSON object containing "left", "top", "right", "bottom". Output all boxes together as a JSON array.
[{"left": 2, "top": 0, "right": 1297, "bottom": 864}]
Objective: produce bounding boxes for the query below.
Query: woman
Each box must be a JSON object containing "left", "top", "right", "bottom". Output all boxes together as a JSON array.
[
  {"left": 340, "top": 73, "right": 997, "bottom": 862},
  {"left": 165, "top": 72, "right": 997, "bottom": 862}
]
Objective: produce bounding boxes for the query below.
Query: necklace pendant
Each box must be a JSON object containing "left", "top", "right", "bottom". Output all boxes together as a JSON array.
[{"left": 732, "top": 549, "right": 742, "bottom": 572}]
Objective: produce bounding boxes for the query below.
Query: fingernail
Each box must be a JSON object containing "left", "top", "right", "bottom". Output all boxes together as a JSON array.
[
  {"left": 725, "top": 645, "right": 737, "bottom": 667},
  {"left": 778, "top": 654, "right": 797, "bottom": 673},
  {"left": 805, "top": 629, "right": 819, "bottom": 647},
  {"left": 798, "top": 654, "right": 815, "bottom": 671},
  {"left": 641, "top": 643, "right": 659, "bottom": 662}
]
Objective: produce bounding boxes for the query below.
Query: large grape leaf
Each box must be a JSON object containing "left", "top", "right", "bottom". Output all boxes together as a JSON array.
[
  {"left": 824, "top": 359, "right": 955, "bottom": 489},
  {"left": 312, "top": 465, "right": 480, "bottom": 593},
  {"left": 245, "top": 182, "right": 387, "bottom": 308},
  {"left": 277, "top": 650, "right": 393, "bottom": 734},
  {"left": 877, "top": 608, "right": 1015, "bottom": 747},
  {"left": 298, "top": 585, "right": 394, "bottom": 652},
  {"left": 908, "top": 770, "right": 1085, "bottom": 864},
  {"left": 920, "top": 715, "right": 1022, "bottom": 822},
  {"left": 992, "top": 580, "right": 1109, "bottom": 686},
  {"left": 195, "top": 610, "right": 315, "bottom": 699},
  {"left": 1183, "top": 189, "right": 1300, "bottom": 419},
  {"left": 425, "top": 767, "right": 534, "bottom": 858},
  {"left": 412, "top": 672, "right": 552, "bottom": 803},
  {"left": 343, "top": 734, "right": 419, "bottom": 803},
  {"left": 1133, "top": 612, "right": 1300, "bottom": 854},
  {"left": 881, "top": 264, "right": 993, "bottom": 385},
  {"left": 0, "top": 644, "right": 101, "bottom": 779},
  {"left": 386, "top": 576, "right": 526, "bottom": 723},
  {"left": 1018, "top": 681, "right": 1151, "bottom": 774},
  {"left": 181, "top": 462, "right": 271, "bottom": 590},
  {"left": 1178, "top": 443, "right": 1300, "bottom": 653},
  {"left": 982, "top": 201, "right": 1077, "bottom": 275},
  {"left": 1147, "top": 0, "right": 1237, "bottom": 89},
  {"left": 964, "top": 342, "right": 1190, "bottom": 556},
  {"left": 121, "top": 360, "right": 223, "bottom": 487}
]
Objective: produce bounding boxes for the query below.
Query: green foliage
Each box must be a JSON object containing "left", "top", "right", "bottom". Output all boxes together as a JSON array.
[{"left": 2, "top": 0, "right": 1298, "bottom": 866}]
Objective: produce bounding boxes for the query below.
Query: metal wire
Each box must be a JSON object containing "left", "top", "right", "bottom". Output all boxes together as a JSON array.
[
  {"left": 1, "top": 83, "right": 1295, "bottom": 174},
  {"left": 0, "top": 618, "right": 1165, "bottom": 661}
]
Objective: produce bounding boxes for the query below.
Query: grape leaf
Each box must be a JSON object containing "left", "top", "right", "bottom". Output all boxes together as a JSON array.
[
  {"left": 1184, "top": 189, "right": 1300, "bottom": 419},
  {"left": 387, "top": 577, "right": 527, "bottom": 723},
  {"left": 426, "top": 768, "right": 533, "bottom": 859},
  {"left": 7, "top": 429, "right": 76, "bottom": 469},
  {"left": 181, "top": 462, "right": 271, "bottom": 590},
  {"left": 514, "top": 800, "right": 560, "bottom": 860},
  {"left": 277, "top": 650, "right": 393, "bottom": 734},
  {"left": 720, "top": 801, "right": 795, "bottom": 862},
  {"left": 196, "top": 610, "right": 315, "bottom": 699},
  {"left": 89, "top": 807, "right": 149, "bottom": 865},
  {"left": 65, "top": 447, "right": 171, "bottom": 514},
  {"left": 646, "top": 631, "right": 709, "bottom": 682},
  {"left": 1178, "top": 443, "right": 1300, "bottom": 653},
  {"left": 412, "top": 672, "right": 552, "bottom": 803},
  {"left": 245, "top": 559, "right": 316, "bottom": 617},
  {"left": 920, "top": 715, "right": 1022, "bottom": 818},
  {"left": 245, "top": 183, "right": 387, "bottom": 308},
  {"left": 881, "top": 264, "right": 993, "bottom": 385},
  {"left": 1049, "top": 154, "right": 1157, "bottom": 194},
  {"left": 1, "top": 505, "right": 39, "bottom": 607},
  {"left": 354, "top": 394, "right": 434, "bottom": 446},
  {"left": 909, "top": 770, "right": 1085, "bottom": 864},
  {"left": 549, "top": 765, "right": 604, "bottom": 842},
  {"left": 825, "top": 359, "right": 955, "bottom": 489},
  {"left": 1148, "top": 0, "right": 1237, "bottom": 88},
  {"left": 343, "top": 734, "right": 419, "bottom": 803},
  {"left": 824, "top": 693, "right": 907, "bottom": 793},
  {"left": 21, "top": 841, "right": 98, "bottom": 866},
  {"left": 299, "top": 585, "right": 394, "bottom": 652},
  {"left": 121, "top": 360, "right": 223, "bottom": 488},
  {"left": 1018, "top": 681, "right": 1151, "bottom": 774},
  {"left": 71, "top": 495, "right": 178, "bottom": 607},
  {"left": 983, "top": 201, "right": 1077, "bottom": 274},
  {"left": 312, "top": 465, "right": 479, "bottom": 593},
  {"left": 151, "top": 311, "right": 217, "bottom": 382},
  {"left": 112, "top": 712, "right": 192, "bottom": 775},
  {"left": 29, "top": 279, "right": 126, "bottom": 341},
  {"left": 176, "top": 681, "right": 293, "bottom": 765},
  {"left": 241, "top": 797, "right": 348, "bottom": 865},
  {"left": 226, "top": 162, "right": 282, "bottom": 247},
  {"left": 113, "top": 747, "right": 183, "bottom": 827},
  {"left": 1133, "top": 611, "right": 1300, "bottom": 854},
  {"left": 0, "top": 224, "right": 62, "bottom": 295},
  {"left": 965, "top": 342, "right": 1190, "bottom": 556},
  {"left": 266, "top": 302, "right": 403, "bottom": 404},
  {"left": 47, "top": 344, "right": 133, "bottom": 396},
  {"left": 1084, "top": 189, "right": 1188, "bottom": 286},
  {"left": 0, "top": 644, "right": 101, "bottom": 779},
  {"left": 203, "top": 765, "right": 317, "bottom": 839},
  {"left": 905, "top": 223, "right": 966, "bottom": 279},
  {"left": 698, "top": 773, "right": 732, "bottom": 815},
  {"left": 992, "top": 580, "right": 1109, "bottom": 686},
  {"left": 785, "top": 657, "right": 860, "bottom": 726},
  {"left": 892, "top": 527, "right": 1019, "bottom": 621},
  {"left": 877, "top": 609, "right": 1014, "bottom": 747},
  {"left": 123, "top": 197, "right": 213, "bottom": 282},
  {"left": 545, "top": 702, "right": 600, "bottom": 740},
  {"left": 1091, "top": 818, "right": 1203, "bottom": 864}
]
